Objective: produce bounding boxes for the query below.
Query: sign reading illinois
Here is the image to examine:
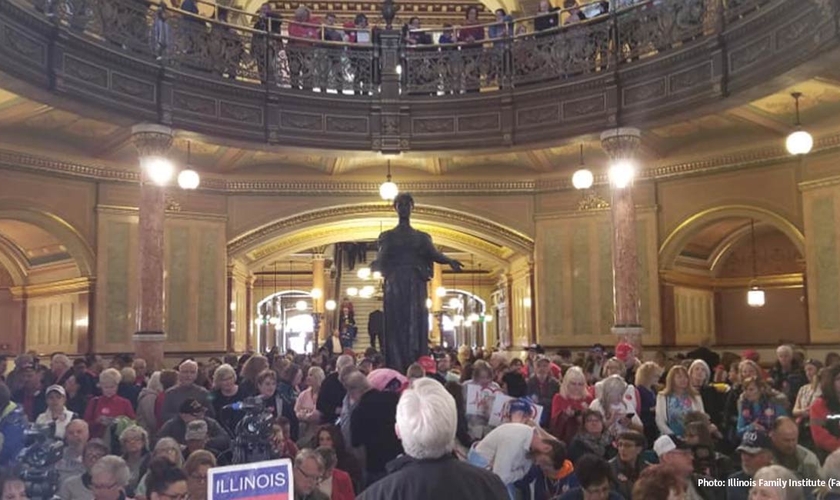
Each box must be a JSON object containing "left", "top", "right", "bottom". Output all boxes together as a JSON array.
[{"left": 208, "top": 459, "right": 293, "bottom": 500}]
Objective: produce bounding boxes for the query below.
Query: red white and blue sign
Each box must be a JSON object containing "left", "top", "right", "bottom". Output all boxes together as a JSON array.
[{"left": 208, "top": 459, "right": 294, "bottom": 500}]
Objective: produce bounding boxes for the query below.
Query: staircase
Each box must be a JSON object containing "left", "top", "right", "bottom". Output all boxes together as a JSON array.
[{"left": 334, "top": 249, "right": 382, "bottom": 354}]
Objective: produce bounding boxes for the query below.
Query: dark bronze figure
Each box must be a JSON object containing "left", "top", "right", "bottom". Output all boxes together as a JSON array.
[{"left": 371, "top": 193, "right": 462, "bottom": 373}]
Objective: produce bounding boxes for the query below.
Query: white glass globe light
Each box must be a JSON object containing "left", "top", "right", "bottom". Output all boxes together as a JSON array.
[
  {"left": 268, "top": 316, "right": 280, "bottom": 325},
  {"left": 325, "top": 299, "right": 337, "bottom": 311},
  {"left": 141, "top": 156, "right": 174, "bottom": 186},
  {"left": 786, "top": 130, "right": 813, "bottom": 155},
  {"left": 448, "top": 297, "right": 461, "bottom": 309},
  {"left": 346, "top": 287, "right": 358, "bottom": 297},
  {"left": 747, "top": 287, "right": 766, "bottom": 307},
  {"left": 467, "top": 312, "right": 480, "bottom": 322},
  {"left": 177, "top": 169, "right": 200, "bottom": 190},
  {"left": 379, "top": 180, "right": 399, "bottom": 201},
  {"left": 372, "top": 271, "right": 382, "bottom": 280},
  {"left": 357, "top": 267, "right": 371, "bottom": 280},
  {"left": 295, "top": 300, "right": 307, "bottom": 311},
  {"left": 572, "top": 169, "right": 594, "bottom": 190},
  {"left": 425, "top": 298, "right": 433, "bottom": 309},
  {"left": 435, "top": 286, "right": 447, "bottom": 297},
  {"left": 608, "top": 160, "right": 635, "bottom": 189},
  {"left": 310, "top": 288, "right": 323, "bottom": 299},
  {"left": 464, "top": 320, "right": 473, "bottom": 328}
]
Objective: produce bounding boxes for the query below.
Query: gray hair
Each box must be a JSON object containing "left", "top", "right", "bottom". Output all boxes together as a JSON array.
[
  {"left": 52, "top": 354, "right": 71, "bottom": 368},
  {"left": 600, "top": 374, "right": 627, "bottom": 403},
  {"left": 396, "top": 378, "right": 456, "bottom": 459},
  {"left": 823, "top": 450, "right": 840, "bottom": 491},
  {"left": 213, "top": 364, "right": 237, "bottom": 387},
  {"left": 689, "top": 359, "right": 711, "bottom": 385},
  {"left": 84, "top": 439, "right": 110, "bottom": 456},
  {"left": 752, "top": 466, "right": 804, "bottom": 500},
  {"left": 91, "top": 455, "right": 131, "bottom": 487},
  {"left": 154, "top": 437, "right": 184, "bottom": 467},
  {"left": 307, "top": 366, "right": 325, "bottom": 386},
  {"left": 119, "top": 425, "right": 148, "bottom": 448},
  {"left": 99, "top": 368, "right": 122, "bottom": 386},
  {"left": 146, "top": 371, "right": 163, "bottom": 393},
  {"left": 336, "top": 354, "right": 355, "bottom": 371},
  {"left": 343, "top": 371, "right": 370, "bottom": 393},
  {"left": 295, "top": 448, "right": 325, "bottom": 472},
  {"left": 120, "top": 367, "right": 137, "bottom": 384},
  {"left": 315, "top": 446, "right": 337, "bottom": 470},
  {"left": 777, "top": 345, "right": 794, "bottom": 356}
]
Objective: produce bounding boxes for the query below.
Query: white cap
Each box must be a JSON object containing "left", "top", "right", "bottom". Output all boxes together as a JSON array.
[
  {"left": 46, "top": 384, "right": 66, "bottom": 397},
  {"left": 653, "top": 435, "right": 684, "bottom": 457}
]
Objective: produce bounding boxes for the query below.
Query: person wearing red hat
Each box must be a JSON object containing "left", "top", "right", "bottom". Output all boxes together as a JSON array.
[
  {"left": 418, "top": 356, "right": 445, "bottom": 385},
  {"left": 615, "top": 342, "right": 640, "bottom": 387}
]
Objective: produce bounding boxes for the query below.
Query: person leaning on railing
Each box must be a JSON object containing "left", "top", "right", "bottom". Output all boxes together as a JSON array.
[
  {"left": 457, "top": 6, "right": 485, "bottom": 92},
  {"left": 344, "top": 13, "right": 372, "bottom": 95}
]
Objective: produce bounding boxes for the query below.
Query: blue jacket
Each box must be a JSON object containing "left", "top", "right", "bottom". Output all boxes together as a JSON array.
[{"left": 0, "top": 402, "right": 28, "bottom": 466}]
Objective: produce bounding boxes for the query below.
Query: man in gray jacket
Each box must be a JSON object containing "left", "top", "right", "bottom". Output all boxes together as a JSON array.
[{"left": 157, "top": 398, "right": 230, "bottom": 452}]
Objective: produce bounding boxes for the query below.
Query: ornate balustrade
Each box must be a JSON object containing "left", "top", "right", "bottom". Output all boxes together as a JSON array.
[{"left": 0, "top": 0, "right": 836, "bottom": 152}]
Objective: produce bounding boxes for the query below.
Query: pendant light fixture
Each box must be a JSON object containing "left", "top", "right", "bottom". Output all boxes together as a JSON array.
[
  {"left": 747, "top": 219, "right": 765, "bottom": 307},
  {"left": 379, "top": 159, "right": 399, "bottom": 201},
  {"left": 177, "top": 141, "right": 201, "bottom": 190},
  {"left": 572, "top": 144, "right": 594, "bottom": 190},
  {"left": 786, "top": 92, "right": 813, "bottom": 156}
]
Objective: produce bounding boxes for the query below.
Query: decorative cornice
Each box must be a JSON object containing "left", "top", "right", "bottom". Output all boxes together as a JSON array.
[
  {"left": 9, "top": 276, "right": 94, "bottom": 299},
  {"left": 660, "top": 270, "right": 803, "bottom": 289},
  {"left": 798, "top": 175, "right": 840, "bottom": 192}
]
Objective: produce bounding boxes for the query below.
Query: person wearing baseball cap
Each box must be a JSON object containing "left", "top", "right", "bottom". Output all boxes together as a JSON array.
[
  {"left": 183, "top": 419, "right": 220, "bottom": 460},
  {"left": 527, "top": 356, "right": 559, "bottom": 428},
  {"left": 34, "top": 384, "right": 78, "bottom": 439},
  {"left": 157, "top": 398, "right": 231, "bottom": 453},
  {"left": 725, "top": 430, "right": 774, "bottom": 500},
  {"left": 654, "top": 435, "right": 716, "bottom": 500}
]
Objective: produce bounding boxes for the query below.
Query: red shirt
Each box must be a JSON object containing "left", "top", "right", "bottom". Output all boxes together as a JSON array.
[
  {"left": 810, "top": 397, "right": 840, "bottom": 453},
  {"left": 330, "top": 469, "right": 355, "bottom": 500},
  {"left": 83, "top": 394, "right": 136, "bottom": 438}
]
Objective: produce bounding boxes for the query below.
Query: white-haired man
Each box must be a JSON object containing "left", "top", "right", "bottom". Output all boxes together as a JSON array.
[
  {"left": 161, "top": 359, "right": 213, "bottom": 423},
  {"left": 317, "top": 354, "right": 355, "bottom": 424},
  {"left": 770, "top": 344, "right": 806, "bottom": 404},
  {"left": 358, "top": 378, "right": 508, "bottom": 500}
]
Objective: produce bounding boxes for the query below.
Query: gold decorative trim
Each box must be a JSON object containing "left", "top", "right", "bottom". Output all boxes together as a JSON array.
[
  {"left": 578, "top": 192, "right": 611, "bottom": 211},
  {"left": 9, "top": 276, "right": 95, "bottom": 299},
  {"left": 661, "top": 270, "right": 803, "bottom": 289},
  {"left": 228, "top": 203, "right": 535, "bottom": 257},
  {"left": 799, "top": 175, "right": 840, "bottom": 192},
  {"left": 95, "top": 204, "right": 228, "bottom": 222}
]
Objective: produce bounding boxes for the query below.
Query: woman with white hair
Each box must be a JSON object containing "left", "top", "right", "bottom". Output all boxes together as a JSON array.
[
  {"left": 296, "top": 366, "right": 325, "bottom": 445},
  {"left": 590, "top": 374, "right": 643, "bottom": 440},
  {"left": 595, "top": 357, "right": 640, "bottom": 413},
  {"left": 656, "top": 365, "right": 704, "bottom": 437},
  {"left": 134, "top": 437, "right": 184, "bottom": 500},
  {"left": 119, "top": 425, "right": 150, "bottom": 496},
  {"left": 549, "top": 366, "right": 592, "bottom": 444},
  {"left": 90, "top": 455, "right": 132, "bottom": 500},
  {"left": 750, "top": 465, "right": 806, "bottom": 500},
  {"left": 689, "top": 359, "right": 726, "bottom": 434},
  {"left": 463, "top": 360, "right": 502, "bottom": 441},
  {"left": 136, "top": 371, "right": 162, "bottom": 437},
  {"left": 84, "top": 368, "right": 135, "bottom": 439},
  {"left": 209, "top": 363, "right": 243, "bottom": 434}
]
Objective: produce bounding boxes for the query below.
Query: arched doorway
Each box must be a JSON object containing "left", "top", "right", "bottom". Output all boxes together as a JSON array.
[
  {"left": 0, "top": 205, "right": 95, "bottom": 355},
  {"left": 659, "top": 206, "right": 806, "bottom": 347},
  {"left": 228, "top": 203, "right": 534, "bottom": 354}
]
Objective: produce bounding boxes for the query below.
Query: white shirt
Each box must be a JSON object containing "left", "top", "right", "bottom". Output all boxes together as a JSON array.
[
  {"left": 35, "top": 408, "right": 76, "bottom": 439},
  {"left": 473, "top": 423, "right": 534, "bottom": 485}
]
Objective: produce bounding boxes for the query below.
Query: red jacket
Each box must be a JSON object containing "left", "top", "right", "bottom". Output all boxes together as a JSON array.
[
  {"left": 330, "top": 468, "right": 355, "bottom": 500},
  {"left": 550, "top": 393, "right": 593, "bottom": 422},
  {"left": 83, "top": 394, "right": 136, "bottom": 438},
  {"left": 810, "top": 396, "right": 840, "bottom": 453}
]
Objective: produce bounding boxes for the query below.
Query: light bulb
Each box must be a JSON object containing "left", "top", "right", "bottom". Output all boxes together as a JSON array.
[
  {"left": 379, "top": 180, "right": 399, "bottom": 201},
  {"left": 372, "top": 271, "right": 382, "bottom": 280},
  {"left": 177, "top": 169, "right": 200, "bottom": 190},
  {"left": 448, "top": 297, "right": 461, "bottom": 309},
  {"left": 453, "top": 315, "right": 464, "bottom": 326},
  {"left": 325, "top": 299, "right": 337, "bottom": 311},
  {"left": 523, "top": 297, "right": 532, "bottom": 308},
  {"left": 347, "top": 287, "right": 358, "bottom": 297},
  {"left": 254, "top": 318, "right": 263, "bottom": 325},
  {"left": 296, "top": 300, "right": 308, "bottom": 311},
  {"left": 786, "top": 130, "right": 813, "bottom": 155},
  {"left": 311, "top": 288, "right": 323, "bottom": 299},
  {"left": 484, "top": 315, "right": 492, "bottom": 323},
  {"left": 436, "top": 286, "right": 447, "bottom": 297},
  {"left": 468, "top": 312, "right": 480, "bottom": 322},
  {"left": 141, "top": 156, "right": 174, "bottom": 186},
  {"left": 464, "top": 320, "right": 473, "bottom": 327},
  {"left": 357, "top": 267, "right": 371, "bottom": 280},
  {"left": 747, "top": 287, "right": 765, "bottom": 307},
  {"left": 608, "top": 160, "right": 635, "bottom": 189},
  {"left": 426, "top": 298, "right": 433, "bottom": 309},
  {"left": 572, "top": 168, "right": 594, "bottom": 190},
  {"left": 269, "top": 317, "right": 279, "bottom": 325}
]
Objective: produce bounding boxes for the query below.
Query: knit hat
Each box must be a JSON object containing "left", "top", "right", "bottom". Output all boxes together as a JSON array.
[{"left": 185, "top": 420, "right": 208, "bottom": 441}]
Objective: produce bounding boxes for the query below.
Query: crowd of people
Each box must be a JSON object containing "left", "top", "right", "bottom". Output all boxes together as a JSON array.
[{"left": 0, "top": 341, "right": 835, "bottom": 500}]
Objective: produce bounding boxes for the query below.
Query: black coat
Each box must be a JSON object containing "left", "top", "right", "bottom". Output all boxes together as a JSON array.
[
  {"left": 316, "top": 373, "right": 346, "bottom": 424},
  {"left": 357, "top": 454, "right": 508, "bottom": 500},
  {"left": 350, "top": 390, "right": 403, "bottom": 474}
]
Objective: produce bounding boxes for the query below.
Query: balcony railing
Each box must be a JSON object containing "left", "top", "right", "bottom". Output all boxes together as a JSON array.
[{"left": 24, "top": 0, "right": 766, "bottom": 94}]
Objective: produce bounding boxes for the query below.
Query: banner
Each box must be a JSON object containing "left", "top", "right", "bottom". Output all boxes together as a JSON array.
[
  {"left": 465, "top": 383, "right": 499, "bottom": 418},
  {"left": 488, "top": 394, "right": 543, "bottom": 427},
  {"left": 208, "top": 459, "right": 293, "bottom": 500}
]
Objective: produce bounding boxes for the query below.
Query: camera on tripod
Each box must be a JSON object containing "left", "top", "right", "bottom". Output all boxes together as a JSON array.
[
  {"left": 18, "top": 424, "right": 64, "bottom": 500},
  {"left": 225, "top": 396, "right": 276, "bottom": 464}
]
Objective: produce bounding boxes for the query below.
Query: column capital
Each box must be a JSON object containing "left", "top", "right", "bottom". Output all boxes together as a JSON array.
[
  {"left": 600, "top": 127, "right": 641, "bottom": 160},
  {"left": 131, "top": 123, "right": 174, "bottom": 158}
]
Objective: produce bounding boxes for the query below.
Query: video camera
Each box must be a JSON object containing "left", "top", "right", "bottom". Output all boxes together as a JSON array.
[
  {"left": 18, "top": 424, "right": 64, "bottom": 500},
  {"left": 225, "top": 396, "right": 276, "bottom": 464}
]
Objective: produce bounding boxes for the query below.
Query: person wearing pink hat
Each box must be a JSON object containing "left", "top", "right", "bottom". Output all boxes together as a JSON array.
[{"left": 615, "top": 342, "right": 640, "bottom": 386}]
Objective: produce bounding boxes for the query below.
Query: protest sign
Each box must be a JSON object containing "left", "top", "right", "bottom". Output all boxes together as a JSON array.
[
  {"left": 208, "top": 459, "right": 293, "bottom": 500},
  {"left": 488, "top": 394, "right": 543, "bottom": 427}
]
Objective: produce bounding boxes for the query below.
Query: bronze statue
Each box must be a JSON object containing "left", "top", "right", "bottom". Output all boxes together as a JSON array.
[{"left": 371, "top": 193, "right": 462, "bottom": 373}]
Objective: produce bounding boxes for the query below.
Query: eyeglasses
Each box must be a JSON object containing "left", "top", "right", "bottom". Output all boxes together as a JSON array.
[
  {"left": 189, "top": 473, "right": 207, "bottom": 483},
  {"left": 158, "top": 493, "right": 190, "bottom": 500},
  {"left": 296, "top": 466, "right": 323, "bottom": 482}
]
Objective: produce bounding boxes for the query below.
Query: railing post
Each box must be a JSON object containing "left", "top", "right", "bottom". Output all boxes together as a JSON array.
[{"left": 379, "top": 29, "right": 400, "bottom": 100}]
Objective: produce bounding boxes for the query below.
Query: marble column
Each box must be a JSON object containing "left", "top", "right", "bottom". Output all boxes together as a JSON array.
[
  {"left": 600, "top": 127, "right": 644, "bottom": 354},
  {"left": 226, "top": 265, "right": 235, "bottom": 353},
  {"left": 311, "top": 255, "right": 326, "bottom": 348},
  {"left": 246, "top": 274, "right": 255, "bottom": 353},
  {"left": 131, "top": 123, "right": 173, "bottom": 370},
  {"left": 430, "top": 263, "right": 443, "bottom": 346}
]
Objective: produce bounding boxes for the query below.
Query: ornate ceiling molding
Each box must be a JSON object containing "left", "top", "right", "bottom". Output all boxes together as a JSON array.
[{"left": 228, "top": 203, "right": 535, "bottom": 262}]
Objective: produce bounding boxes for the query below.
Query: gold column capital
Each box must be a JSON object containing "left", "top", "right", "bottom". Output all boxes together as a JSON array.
[{"left": 600, "top": 127, "right": 641, "bottom": 161}]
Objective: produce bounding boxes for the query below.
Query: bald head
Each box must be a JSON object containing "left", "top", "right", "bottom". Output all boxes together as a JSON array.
[{"left": 771, "top": 416, "right": 798, "bottom": 455}]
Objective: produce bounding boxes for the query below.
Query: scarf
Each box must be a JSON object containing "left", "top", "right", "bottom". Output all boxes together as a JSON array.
[{"left": 578, "top": 431, "right": 611, "bottom": 458}]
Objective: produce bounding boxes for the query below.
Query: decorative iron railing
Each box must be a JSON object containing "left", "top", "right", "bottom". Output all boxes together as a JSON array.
[{"left": 22, "top": 0, "right": 771, "bottom": 94}]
